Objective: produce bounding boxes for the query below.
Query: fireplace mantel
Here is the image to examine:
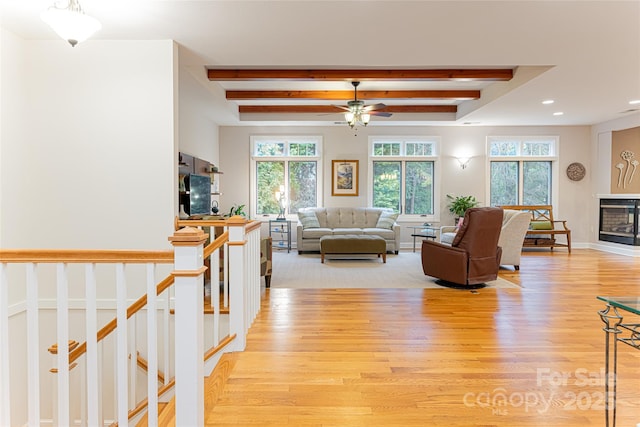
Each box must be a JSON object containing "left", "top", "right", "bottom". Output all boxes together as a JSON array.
[{"left": 597, "top": 194, "right": 640, "bottom": 199}]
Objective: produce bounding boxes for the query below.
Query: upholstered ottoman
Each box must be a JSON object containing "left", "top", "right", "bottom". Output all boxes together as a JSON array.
[{"left": 319, "top": 234, "right": 387, "bottom": 263}]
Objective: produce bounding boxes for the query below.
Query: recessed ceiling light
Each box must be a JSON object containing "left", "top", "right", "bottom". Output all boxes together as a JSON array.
[
  {"left": 542, "top": 100, "right": 555, "bottom": 105},
  {"left": 553, "top": 112, "right": 564, "bottom": 116},
  {"left": 630, "top": 100, "right": 640, "bottom": 105}
]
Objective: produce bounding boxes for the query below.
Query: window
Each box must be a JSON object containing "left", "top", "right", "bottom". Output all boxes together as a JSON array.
[
  {"left": 251, "top": 136, "right": 321, "bottom": 217},
  {"left": 488, "top": 136, "right": 557, "bottom": 206},
  {"left": 369, "top": 137, "right": 438, "bottom": 216}
]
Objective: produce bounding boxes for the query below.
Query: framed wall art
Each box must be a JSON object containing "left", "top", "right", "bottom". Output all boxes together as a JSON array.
[{"left": 332, "top": 160, "right": 359, "bottom": 196}]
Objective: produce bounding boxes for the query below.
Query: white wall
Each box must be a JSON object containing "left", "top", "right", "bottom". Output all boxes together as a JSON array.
[
  {"left": 1, "top": 37, "right": 178, "bottom": 250},
  {"left": 0, "top": 33, "right": 186, "bottom": 426},
  {"left": 0, "top": 29, "right": 26, "bottom": 248},
  {"left": 177, "top": 50, "right": 220, "bottom": 177},
  {"left": 219, "top": 124, "right": 592, "bottom": 246}
]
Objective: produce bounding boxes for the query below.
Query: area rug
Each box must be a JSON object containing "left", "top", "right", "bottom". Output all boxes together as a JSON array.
[{"left": 270, "top": 251, "right": 518, "bottom": 290}]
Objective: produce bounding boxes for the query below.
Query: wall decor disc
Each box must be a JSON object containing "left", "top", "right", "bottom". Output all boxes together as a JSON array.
[{"left": 566, "top": 162, "right": 586, "bottom": 181}]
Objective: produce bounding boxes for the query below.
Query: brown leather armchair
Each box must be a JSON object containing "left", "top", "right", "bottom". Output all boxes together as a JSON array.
[{"left": 421, "top": 207, "right": 503, "bottom": 287}]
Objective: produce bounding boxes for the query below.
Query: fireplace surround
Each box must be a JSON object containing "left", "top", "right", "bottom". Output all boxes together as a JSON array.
[{"left": 599, "top": 199, "right": 640, "bottom": 246}]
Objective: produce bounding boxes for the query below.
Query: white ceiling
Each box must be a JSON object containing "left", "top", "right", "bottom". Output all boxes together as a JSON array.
[{"left": 2, "top": 0, "right": 640, "bottom": 127}]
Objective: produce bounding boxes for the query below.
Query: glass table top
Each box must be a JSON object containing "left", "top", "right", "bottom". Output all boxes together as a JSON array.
[
  {"left": 409, "top": 228, "right": 437, "bottom": 236},
  {"left": 597, "top": 296, "right": 640, "bottom": 316}
]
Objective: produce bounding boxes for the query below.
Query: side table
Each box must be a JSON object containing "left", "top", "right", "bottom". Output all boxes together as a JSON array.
[
  {"left": 269, "top": 219, "right": 292, "bottom": 253},
  {"left": 408, "top": 225, "right": 438, "bottom": 252},
  {"left": 597, "top": 296, "right": 640, "bottom": 427}
]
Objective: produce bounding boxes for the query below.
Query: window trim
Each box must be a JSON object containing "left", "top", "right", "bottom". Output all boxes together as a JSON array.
[
  {"left": 368, "top": 136, "right": 441, "bottom": 222},
  {"left": 250, "top": 135, "right": 323, "bottom": 219},
  {"left": 486, "top": 136, "right": 559, "bottom": 208}
]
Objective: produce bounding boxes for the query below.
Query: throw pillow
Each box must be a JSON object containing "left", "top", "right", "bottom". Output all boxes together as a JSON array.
[
  {"left": 298, "top": 211, "right": 320, "bottom": 229},
  {"left": 376, "top": 211, "right": 399, "bottom": 229},
  {"left": 530, "top": 220, "right": 553, "bottom": 230}
]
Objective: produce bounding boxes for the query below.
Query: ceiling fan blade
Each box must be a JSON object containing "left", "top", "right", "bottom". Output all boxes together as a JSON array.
[
  {"left": 370, "top": 111, "right": 393, "bottom": 117},
  {"left": 363, "top": 103, "right": 387, "bottom": 112},
  {"left": 331, "top": 104, "right": 351, "bottom": 112}
]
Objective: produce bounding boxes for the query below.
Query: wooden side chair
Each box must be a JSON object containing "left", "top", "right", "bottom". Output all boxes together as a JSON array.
[{"left": 260, "top": 236, "right": 273, "bottom": 288}]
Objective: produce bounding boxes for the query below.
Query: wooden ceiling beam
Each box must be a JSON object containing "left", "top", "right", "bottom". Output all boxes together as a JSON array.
[
  {"left": 238, "top": 105, "right": 458, "bottom": 114},
  {"left": 227, "top": 90, "right": 480, "bottom": 101},
  {"left": 208, "top": 68, "right": 513, "bottom": 81}
]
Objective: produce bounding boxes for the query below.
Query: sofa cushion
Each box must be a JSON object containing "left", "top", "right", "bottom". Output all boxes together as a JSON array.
[
  {"left": 376, "top": 211, "right": 398, "bottom": 229},
  {"left": 363, "top": 228, "right": 396, "bottom": 239},
  {"left": 530, "top": 220, "right": 553, "bottom": 230},
  {"left": 301, "top": 227, "right": 333, "bottom": 239},
  {"left": 440, "top": 232, "right": 456, "bottom": 245},
  {"left": 332, "top": 228, "right": 364, "bottom": 235},
  {"left": 298, "top": 210, "right": 320, "bottom": 228}
]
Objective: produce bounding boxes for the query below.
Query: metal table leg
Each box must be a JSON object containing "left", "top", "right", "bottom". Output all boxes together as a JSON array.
[{"left": 598, "top": 304, "right": 623, "bottom": 427}]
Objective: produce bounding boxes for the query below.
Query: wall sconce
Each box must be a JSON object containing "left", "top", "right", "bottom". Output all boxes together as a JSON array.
[{"left": 457, "top": 157, "right": 471, "bottom": 169}]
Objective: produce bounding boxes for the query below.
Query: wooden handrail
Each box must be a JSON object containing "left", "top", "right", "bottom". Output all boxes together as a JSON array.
[
  {"left": 125, "top": 333, "right": 237, "bottom": 423},
  {"left": 174, "top": 216, "right": 258, "bottom": 231},
  {"left": 245, "top": 220, "right": 261, "bottom": 233},
  {"left": 204, "top": 231, "right": 229, "bottom": 258},
  {"left": 6, "top": 223, "right": 248, "bottom": 424},
  {"left": 68, "top": 274, "right": 175, "bottom": 364},
  {"left": 136, "top": 352, "right": 165, "bottom": 384},
  {"left": 0, "top": 249, "right": 173, "bottom": 263},
  {"left": 67, "top": 231, "right": 230, "bottom": 365}
]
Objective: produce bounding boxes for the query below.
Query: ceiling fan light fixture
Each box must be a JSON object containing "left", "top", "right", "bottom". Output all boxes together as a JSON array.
[
  {"left": 41, "top": 0, "right": 101, "bottom": 47},
  {"left": 361, "top": 113, "right": 371, "bottom": 126},
  {"left": 345, "top": 111, "right": 355, "bottom": 123}
]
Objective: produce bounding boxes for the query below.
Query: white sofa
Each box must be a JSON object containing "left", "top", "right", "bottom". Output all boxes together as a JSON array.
[
  {"left": 296, "top": 207, "right": 400, "bottom": 254},
  {"left": 439, "top": 209, "right": 531, "bottom": 270}
]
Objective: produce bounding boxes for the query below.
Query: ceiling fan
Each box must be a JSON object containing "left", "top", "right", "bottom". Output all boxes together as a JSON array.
[{"left": 335, "top": 81, "right": 392, "bottom": 128}]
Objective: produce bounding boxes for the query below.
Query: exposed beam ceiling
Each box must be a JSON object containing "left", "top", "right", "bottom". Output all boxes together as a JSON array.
[
  {"left": 239, "top": 105, "right": 458, "bottom": 114},
  {"left": 207, "top": 68, "right": 514, "bottom": 81},
  {"left": 226, "top": 90, "right": 481, "bottom": 101},
  {"left": 210, "top": 68, "right": 510, "bottom": 123},
  {"left": 4, "top": 1, "right": 639, "bottom": 126}
]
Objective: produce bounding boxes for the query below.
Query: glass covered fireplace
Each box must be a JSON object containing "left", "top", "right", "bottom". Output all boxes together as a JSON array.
[{"left": 599, "top": 199, "right": 640, "bottom": 245}]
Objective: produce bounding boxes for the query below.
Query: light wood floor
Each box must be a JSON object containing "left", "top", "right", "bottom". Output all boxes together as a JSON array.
[{"left": 205, "top": 249, "right": 640, "bottom": 426}]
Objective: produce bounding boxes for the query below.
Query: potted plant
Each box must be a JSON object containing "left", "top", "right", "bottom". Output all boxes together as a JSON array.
[
  {"left": 446, "top": 194, "right": 479, "bottom": 221},
  {"left": 227, "top": 204, "right": 246, "bottom": 218}
]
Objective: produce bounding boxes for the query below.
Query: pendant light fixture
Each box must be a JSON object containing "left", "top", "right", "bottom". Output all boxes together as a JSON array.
[{"left": 41, "top": 0, "right": 102, "bottom": 47}]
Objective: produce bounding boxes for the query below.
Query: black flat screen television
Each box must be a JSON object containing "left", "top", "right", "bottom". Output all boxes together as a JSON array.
[{"left": 188, "top": 174, "right": 211, "bottom": 216}]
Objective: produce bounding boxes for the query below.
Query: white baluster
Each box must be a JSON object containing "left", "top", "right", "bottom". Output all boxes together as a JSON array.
[
  {"left": 128, "top": 315, "right": 137, "bottom": 409},
  {"left": 84, "top": 264, "right": 99, "bottom": 427},
  {"left": 115, "top": 263, "right": 128, "bottom": 425},
  {"left": 146, "top": 263, "right": 158, "bottom": 426},
  {"left": 227, "top": 217, "right": 247, "bottom": 351},
  {"left": 0, "top": 263, "right": 10, "bottom": 426},
  {"left": 223, "top": 226, "right": 229, "bottom": 309},
  {"left": 211, "top": 247, "right": 220, "bottom": 346},
  {"left": 56, "top": 263, "right": 70, "bottom": 427},
  {"left": 26, "top": 263, "right": 40, "bottom": 426},
  {"left": 162, "top": 286, "right": 170, "bottom": 385}
]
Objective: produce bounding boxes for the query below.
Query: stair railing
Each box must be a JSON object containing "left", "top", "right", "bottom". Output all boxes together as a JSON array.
[{"left": 0, "top": 216, "right": 262, "bottom": 427}]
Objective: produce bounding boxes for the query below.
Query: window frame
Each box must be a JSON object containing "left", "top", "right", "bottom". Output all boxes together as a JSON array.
[
  {"left": 250, "top": 135, "right": 323, "bottom": 219},
  {"left": 486, "top": 136, "right": 559, "bottom": 207},
  {"left": 368, "top": 136, "right": 441, "bottom": 221}
]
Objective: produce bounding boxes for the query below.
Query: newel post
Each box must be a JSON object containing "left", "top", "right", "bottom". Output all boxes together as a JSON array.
[
  {"left": 226, "top": 215, "right": 247, "bottom": 350},
  {"left": 169, "top": 226, "right": 208, "bottom": 427}
]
